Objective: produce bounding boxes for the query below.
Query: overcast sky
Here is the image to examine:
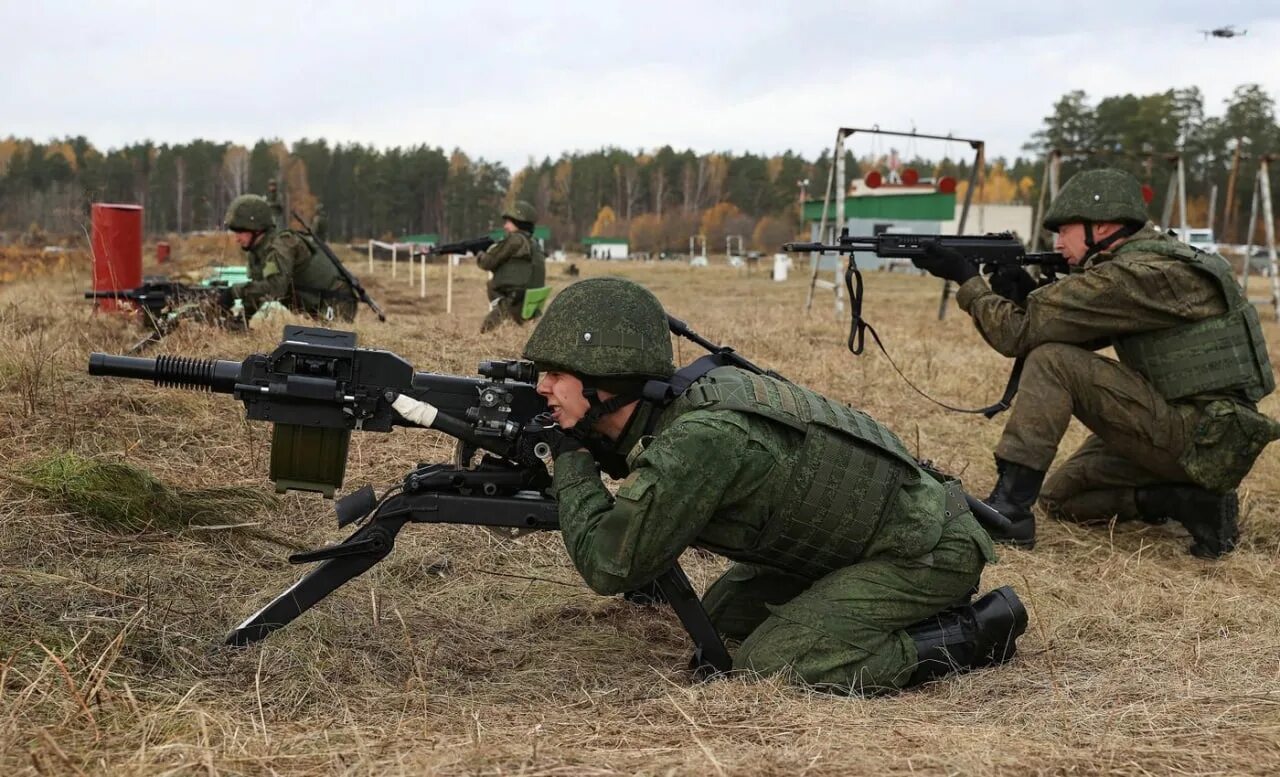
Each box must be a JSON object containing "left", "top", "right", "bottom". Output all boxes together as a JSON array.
[{"left": 5, "top": 1, "right": 1279, "bottom": 171}]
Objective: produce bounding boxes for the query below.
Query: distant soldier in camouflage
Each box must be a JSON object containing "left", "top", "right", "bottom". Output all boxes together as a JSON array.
[
  {"left": 913, "top": 168, "right": 1280, "bottom": 558},
  {"left": 521, "top": 277, "right": 1027, "bottom": 693},
  {"left": 478, "top": 201, "right": 546, "bottom": 333},
  {"left": 312, "top": 202, "right": 328, "bottom": 241},
  {"left": 265, "top": 179, "right": 285, "bottom": 228},
  {"left": 221, "top": 194, "right": 358, "bottom": 322}
]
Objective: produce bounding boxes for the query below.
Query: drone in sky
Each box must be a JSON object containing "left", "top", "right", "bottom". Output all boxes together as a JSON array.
[{"left": 1200, "top": 25, "right": 1246, "bottom": 39}]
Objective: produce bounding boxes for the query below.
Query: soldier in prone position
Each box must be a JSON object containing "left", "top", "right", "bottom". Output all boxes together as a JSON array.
[
  {"left": 478, "top": 200, "right": 546, "bottom": 333},
  {"left": 523, "top": 277, "right": 1027, "bottom": 693},
  {"left": 913, "top": 168, "right": 1280, "bottom": 557},
  {"left": 221, "top": 194, "right": 358, "bottom": 322}
]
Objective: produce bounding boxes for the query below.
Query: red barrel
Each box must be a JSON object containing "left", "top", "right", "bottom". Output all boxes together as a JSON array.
[
  {"left": 156, "top": 241, "right": 171, "bottom": 263},
  {"left": 91, "top": 203, "right": 143, "bottom": 312}
]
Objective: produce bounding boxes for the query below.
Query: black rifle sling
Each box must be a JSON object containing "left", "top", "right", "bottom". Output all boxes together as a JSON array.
[{"left": 843, "top": 256, "right": 1020, "bottom": 418}]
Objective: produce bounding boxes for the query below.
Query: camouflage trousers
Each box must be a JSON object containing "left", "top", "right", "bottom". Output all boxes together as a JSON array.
[
  {"left": 996, "top": 342, "right": 1200, "bottom": 522},
  {"left": 701, "top": 515, "right": 988, "bottom": 694},
  {"left": 480, "top": 290, "right": 525, "bottom": 333}
]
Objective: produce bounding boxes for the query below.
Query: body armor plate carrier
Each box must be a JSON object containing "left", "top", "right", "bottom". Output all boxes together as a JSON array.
[
  {"left": 667, "top": 366, "right": 929, "bottom": 579},
  {"left": 1111, "top": 238, "right": 1274, "bottom": 403}
]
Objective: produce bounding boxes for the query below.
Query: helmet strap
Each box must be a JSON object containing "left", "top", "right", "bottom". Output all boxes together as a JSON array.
[
  {"left": 1082, "top": 221, "right": 1140, "bottom": 261},
  {"left": 565, "top": 385, "right": 639, "bottom": 441}
]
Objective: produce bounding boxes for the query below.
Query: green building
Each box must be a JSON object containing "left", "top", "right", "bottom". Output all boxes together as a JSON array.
[
  {"left": 582, "top": 236, "right": 629, "bottom": 260},
  {"left": 804, "top": 186, "right": 956, "bottom": 269}
]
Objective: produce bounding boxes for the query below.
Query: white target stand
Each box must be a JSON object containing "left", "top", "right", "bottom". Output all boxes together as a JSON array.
[{"left": 367, "top": 240, "right": 430, "bottom": 299}]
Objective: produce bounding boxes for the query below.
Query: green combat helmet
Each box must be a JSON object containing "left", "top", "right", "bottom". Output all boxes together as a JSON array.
[
  {"left": 1043, "top": 168, "right": 1149, "bottom": 231},
  {"left": 523, "top": 278, "right": 675, "bottom": 380},
  {"left": 502, "top": 200, "right": 538, "bottom": 225},
  {"left": 224, "top": 194, "right": 275, "bottom": 231}
]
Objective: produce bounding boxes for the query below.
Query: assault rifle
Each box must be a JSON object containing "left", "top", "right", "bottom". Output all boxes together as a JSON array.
[
  {"left": 783, "top": 231, "right": 1071, "bottom": 418},
  {"left": 88, "top": 324, "right": 734, "bottom": 675},
  {"left": 784, "top": 231, "right": 1069, "bottom": 279},
  {"left": 85, "top": 277, "right": 236, "bottom": 354},
  {"left": 424, "top": 235, "right": 496, "bottom": 256},
  {"left": 292, "top": 210, "right": 386, "bottom": 322}
]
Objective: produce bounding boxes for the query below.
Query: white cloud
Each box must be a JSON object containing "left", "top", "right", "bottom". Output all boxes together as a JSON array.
[{"left": 3, "top": 1, "right": 1279, "bottom": 170}]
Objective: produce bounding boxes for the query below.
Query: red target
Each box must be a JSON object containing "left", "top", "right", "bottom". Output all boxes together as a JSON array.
[
  {"left": 937, "top": 176, "right": 957, "bottom": 194},
  {"left": 1140, "top": 184, "right": 1155, "bottom": 204},
  {"left": 902, "top": 168, "right": 920, "bottom": 185},
  {"left": 865, "top": 170, "right": 883, "bottom": 189}
]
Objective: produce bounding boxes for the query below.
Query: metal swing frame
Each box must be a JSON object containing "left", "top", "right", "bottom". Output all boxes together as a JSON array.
[{"left": 804, "top": 127, "right": 986, "bottom": 320}]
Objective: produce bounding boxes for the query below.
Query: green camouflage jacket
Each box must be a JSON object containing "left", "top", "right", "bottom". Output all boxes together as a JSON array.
[
  {"left": 478, "top": 231, "right": 546, "bottom": 294},
  {"left": 237, "top": 228, "right": 351, "bottom": 316},
  {"left": 552, "top": 372, "right": 993, "bottom": 596},
  {"left": 955, "top": 224, "right": 1228, "bottom": 358}
]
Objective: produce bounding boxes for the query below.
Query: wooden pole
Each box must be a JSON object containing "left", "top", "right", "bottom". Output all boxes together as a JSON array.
[
  {"left": 1161, "top": 168, "right": 1178, "bottom": 228},
  {"left": 1242, "top": 173, "right": 1260, "bottom": 294},
  {"left": 446, "top": 255, "right": 454, "bottom": 314},
  {"left": 420, "top": 253, "right": 426, "bottom": 299},
  {"left": 937, "top": 141, "right": 985, "bottom": 320},
  {"left": 832, "top": 135, "right": 846, "bottom": 315},
  {"left": 806, "top": 129, "right": 841, "bottom": 312},
  {"left": 1207, "top": 184, "right": 1218, "bottom": 233},
  {"left": 1176, "top": 155, "right": 1188, "bottom": 233},
  {"left": 1259, "top": 157, "right": 1280, "bottom": 322},
  {"left": 1223, "top": 139, "right": 1242, "bottom": 243},
  {"left": 367, "top": 240, "right": 373, "bottom": 274},
  {"left": 1030, "top": 152, "right": 1054, "bottom": 251}
]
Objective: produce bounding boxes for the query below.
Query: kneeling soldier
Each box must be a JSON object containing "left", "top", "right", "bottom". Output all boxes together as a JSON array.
[
  {"left": 913, "top": 168, "right": 1280, "bottom": 557},
  {"left": 222, "top": 194, "right": 358, "bottom": 322}
]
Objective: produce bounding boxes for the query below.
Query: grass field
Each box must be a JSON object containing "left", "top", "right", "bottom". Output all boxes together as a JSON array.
[{"left": 2, "top": 238, "right": 1279, "bottom": 775}]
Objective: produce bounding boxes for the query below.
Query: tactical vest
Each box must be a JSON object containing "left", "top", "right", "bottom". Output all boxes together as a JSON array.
[
  {"left": 294, "top": 233, "right": 353, "bottom": 299},
  {"left": 1110, "top": 238, "right": 1274, "bottom": 403},
  {"left": 662, "top": 366, "right": 936, "bottom": 579},
  {"left": 491, "top": 232, "right": 546, "bottom": 291}
]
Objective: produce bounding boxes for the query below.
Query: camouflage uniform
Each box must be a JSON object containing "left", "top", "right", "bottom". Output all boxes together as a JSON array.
[
  {"left": 525, "top": 278, "right": 1025, "bottom": 693},
  {"left": 478, "top": 201, "right": 547, "bottom": 333},
  {"left": 952, "top": 171, "right": 1279, "bottom": 555},
  {"left": 225, "top": 195, "right": 357, "bottom": 322},
  {"left": 312, "top": 203, "right": 328, "bottom": 241},
  {"left": 265, "top": 182, "right": 285, "bottom": 228}
]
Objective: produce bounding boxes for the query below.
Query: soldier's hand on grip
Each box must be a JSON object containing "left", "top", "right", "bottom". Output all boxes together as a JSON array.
[
  {"left": 988, "top": 265, "right": 1040, "bottom": 307},
  {"left": 913, "top": 242, "right": 979, "bottom": 284}
]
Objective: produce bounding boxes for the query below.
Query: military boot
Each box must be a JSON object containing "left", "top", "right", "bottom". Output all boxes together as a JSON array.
[
  {"left": 904, "top": 586, "right": 1028, "bottom": 687},
  {"left": 1136, "top": 485, "right": 1239, "bottom": 559},
  {"left": 980, "top": 459, "right": 1045, "bottom": 548}
]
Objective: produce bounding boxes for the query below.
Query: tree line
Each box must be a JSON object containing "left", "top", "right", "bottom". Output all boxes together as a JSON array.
[
  {"left": 1026, "top": 84, "right": 1279, "bottom": 242},
  {"left": 1, "top": 82, "right": 1276, "bottom": 250}
]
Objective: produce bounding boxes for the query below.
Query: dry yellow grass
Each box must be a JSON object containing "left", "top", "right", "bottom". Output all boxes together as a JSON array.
[{"left": 2, "top": 242, "right": 1279, "bottom": 776}]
